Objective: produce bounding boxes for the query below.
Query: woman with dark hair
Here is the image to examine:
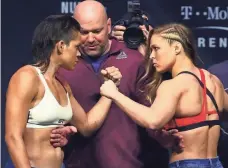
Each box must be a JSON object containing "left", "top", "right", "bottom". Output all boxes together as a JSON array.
[
  {"left": 5, "top": 15, "right": 121, "bottom": 168},
  {"left": 100, "top": 23, "right": 228, "bottom": 168}
]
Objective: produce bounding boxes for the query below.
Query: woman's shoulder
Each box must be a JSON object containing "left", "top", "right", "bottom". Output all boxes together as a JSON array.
[
  {"left": 201, "top": 69, "right": 223, "bottom": 87},
  {"left": 160, "top": 74, "right": 195, "bottom": 93},
  {"left": 7, "top": 65, "right": 40, "bottom": 97},
  {"left": 14, "top": 65, "right": 38, "bottom": 76},
  {"left": 9, "top": 65, "right": 40, "bottom": 86}
]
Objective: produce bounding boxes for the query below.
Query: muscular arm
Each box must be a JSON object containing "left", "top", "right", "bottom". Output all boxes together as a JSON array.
[
  {"left": 211, "top": 74, "right": 228, "bottom": 120},
  {"left": 110, "top": 80, "right": 181, "bottom": 129},
  {"left": 66, "top": 84, "right": 112, "bottom": 137},
  {"left": 130, "top": 65, "right": 181, "bottom": 148},
  {"left": 224, "top": 91, "right": 228, "bottom": 111},
  {"left": 5, "top": 67, "right": 38, "bottom": 168},
  {"left": 220, "top": 91, "right": 228, "bottom": 121}
]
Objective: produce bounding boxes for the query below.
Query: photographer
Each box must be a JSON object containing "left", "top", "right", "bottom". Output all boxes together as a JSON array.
[{"left": 111, "top": 12, "right": 152, "bottom": 56}]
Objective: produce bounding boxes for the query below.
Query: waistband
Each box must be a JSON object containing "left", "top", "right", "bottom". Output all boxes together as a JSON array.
[{"left": 169, "top": 157, "right": 220, "bottom": 167}]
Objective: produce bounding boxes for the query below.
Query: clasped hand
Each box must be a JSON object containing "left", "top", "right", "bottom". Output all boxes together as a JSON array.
[{"left": 50, "top": 66, "right": 122, "bottom": 147}]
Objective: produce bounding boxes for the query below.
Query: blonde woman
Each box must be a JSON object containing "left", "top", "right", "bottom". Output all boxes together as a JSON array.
[{"left": 100, "top": 23, "right": 228, "bottom": 168}]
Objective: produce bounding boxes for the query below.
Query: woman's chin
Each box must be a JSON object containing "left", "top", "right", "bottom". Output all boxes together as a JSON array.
[
  {"left": 155, "top": 66, "right": 169, "bottom": 73},
  {"left": 155, "top": 67, "right": 164, "bottom": 73}
]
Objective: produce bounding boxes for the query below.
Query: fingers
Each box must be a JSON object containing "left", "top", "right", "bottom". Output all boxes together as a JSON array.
[
  {"left": 112, "top": 31, "right": 124, "bottom": 41},
  {"left": 139, "top": 25, "right": 153, "bottom": 31},
  {"left": 52, "top": 142, "right": 61, "bottom": 148},
  {"left": 168, "top": 129, "right": 179, "bottom": 135},
  {"left": 50, "top": 135, "right": 62, "bottom": 143},
  {"left": 172, "top": 133, "right": 185, "bottom": 151},
  {"left": 50, "top": 126, "right": 75, "bottom": 148},
  {"left": 51, "top": 139, "right": 68, "bottom": 148},
  {"left": 50, "top": 134, "right": 64, "bottom": 146},
  {"left": 101, "top": 66, "right": 122, "bottom": 82},
  {"left": 179, "top": 141, "right": 185, "bottom": 149},
  {"left": 50, "top": 132, "right": 69, "bottom": 147},
  {"left": 106, "top": 67, "right": 121, "bottom": 79},
  {"left": 142, "top": 15, "right": 149, "bottom": 21},
  {"left": 139, "top": 25, "right": 146, "bottom": 30},
  {"left": 101, "top": 69, "right": 107, "bottom": 76},
  {"left": 139, "top": 25, "right": 153, "bottom": 44},
  {"left": 51, "top": 125, "right": 64, "bottom": 133},
  {"left": 102, "top": 80, "right": 117, "bottom": 88},
  {"left": 139, "top": 25, "right": 149, "bottom": 40},
  {"left": 51, "top": 127, "right": 68, "bottom": 134},
  {"left": 100, "top": 79, "right": 120, "bottom": 99},
  {"left": 111, "top": 25, "right": 126, "bottom": 41},
  {"left": 109, "top": 71, "right": 122, "bottom": 80},
  {"left": 51, "top": 129, "right": 62, "bottom": 135},
  {"left": 172, "top": 132, "right": 183, "bottom": 141},
  {"left": 175, "top": 134, "right": 183, "bottom": 140},
  {"left": 104, "top": 79, "right": 115, "bottom": 84},
  {"left": 50, "top": 132, "right": 62, "bottom": 138},
  {"left": 51, "top": 126, "right": 76, "bottom": 136},
  {"left": 69, "top": 126, "right": 77, "bottom": 133},
  {"left": 105, "top": 66, "right": 119, "bottom": 74},
  {"left": 113, "top": 25, "right": 126, "bottom": 31}
]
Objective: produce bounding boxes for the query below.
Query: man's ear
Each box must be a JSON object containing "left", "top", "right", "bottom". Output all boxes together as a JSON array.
[
  {"left": 56, "top": 40, "right": 66, "bottom": 55},
  {"left": 107, "top": 18, "right": 112, "bottom": 34}
]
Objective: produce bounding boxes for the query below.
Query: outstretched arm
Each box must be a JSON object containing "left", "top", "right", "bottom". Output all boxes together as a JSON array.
[
  {"left": 66, "top": 66, "right": 122, "bottom": 137},
  {"left": 100, "top": 80, "right": 181, "bottom": 130},
  {"left": 50, "top": 67, "right": 122, "bottom": 147},
  {"left": 68, "top": 86, "right": 112, "bottom": 137},
  {"left": 224, "top": 91, "right": 228, "bottom": 111},
  {"left": 211, "top": 74, "right": 228, "bottom": 120},
  {"left": 50, "top": 95, "right": 111, "bottom": 145},
  {"left": 220, "top": 90, "right": 228, "bottom": 121}
]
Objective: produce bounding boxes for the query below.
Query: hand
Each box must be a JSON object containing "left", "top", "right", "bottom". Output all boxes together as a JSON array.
[
  {"left": 100, "top": 80, "right": 119, "bottom": 99},
  {"left": 139, "top": 25, "right": 152, "bottom": 42},
  {"left": 155, "top": 129, "right": 184, "bottom": 153},
  {"left": 138, "top": 25, "right": 153, "bottom": 56},
  {"left": 111, "top": 24, "right": 152, "bottom": 56},
  {"left": 50, "top": 125, "right": 77, "bottom": 148},
  {"left": 141, "top": 13, "right": 153, "bottom": 40},
  {"left": 111, "top": 25, "right": 126, "bottom": 41},
  {"left": 101, "top": 66, "right": 122, "bottom": 86}
]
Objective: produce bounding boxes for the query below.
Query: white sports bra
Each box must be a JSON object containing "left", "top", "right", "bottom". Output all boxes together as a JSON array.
[{"left": 26, "top": 67, "right": 73, "bottom": 128}]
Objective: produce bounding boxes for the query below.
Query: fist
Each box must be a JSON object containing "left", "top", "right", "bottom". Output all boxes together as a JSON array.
[
  {"left": 101, "top": 66, "right": 122, "bottom": 86},
  {"left": 100, "top": 80, "right": 118, "bottom": 99},
  {"left": 50, "top": 126, "right": 77, "bottom": 148},
  {"left": 111, "top": 25, "right": 126, "bottom": 41}
]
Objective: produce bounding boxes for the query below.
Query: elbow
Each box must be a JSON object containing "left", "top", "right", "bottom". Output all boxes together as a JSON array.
[
  {"left": 147, "top": 120, "right": 162, "bottom": 130},
  {"left": 79, "top": 128, "right": 95, "bottom": 137},
  {"left": 80, "top": 131, "right": 93, "bottom": 137},
  {"left": 78, "top": 125, "right": 95, "bottom": 137},
  {"left": 225, "top": 105, "right": 228, "bottom": 112},
  {"left": 147, "top": 123, "right": 158, "bottom": 130},
  {"left": 5, "top": 133, "right": 22, "bottom": 147},
  {"left": 80, "top": 121, "right": 99, "bottom": 137},
  {"left": 5, "top": 133, "right": 13, "bottom": 145}
]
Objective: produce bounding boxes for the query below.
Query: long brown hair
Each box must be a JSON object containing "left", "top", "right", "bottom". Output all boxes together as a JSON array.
[{"left": 140, "top": 23, "right": 198, "bottom": 103}]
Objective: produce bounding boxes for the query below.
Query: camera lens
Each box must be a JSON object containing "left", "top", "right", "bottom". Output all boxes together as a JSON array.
[{"left": 123, "top": 25, "right": 144, "bottom": 49}]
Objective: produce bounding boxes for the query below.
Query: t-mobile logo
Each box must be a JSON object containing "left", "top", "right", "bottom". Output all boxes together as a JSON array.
[{"left": 181, "top": 6, "right": 193, "bottom": 20}]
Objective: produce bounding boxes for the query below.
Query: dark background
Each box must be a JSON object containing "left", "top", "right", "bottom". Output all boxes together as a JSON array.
[{"left": 2, "top": 0, "right": 228, "bottom": 167}]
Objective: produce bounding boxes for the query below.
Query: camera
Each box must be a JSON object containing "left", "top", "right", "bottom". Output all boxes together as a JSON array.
[{"left": 120, "top": 9, "right": 149, "bottom": 49}]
